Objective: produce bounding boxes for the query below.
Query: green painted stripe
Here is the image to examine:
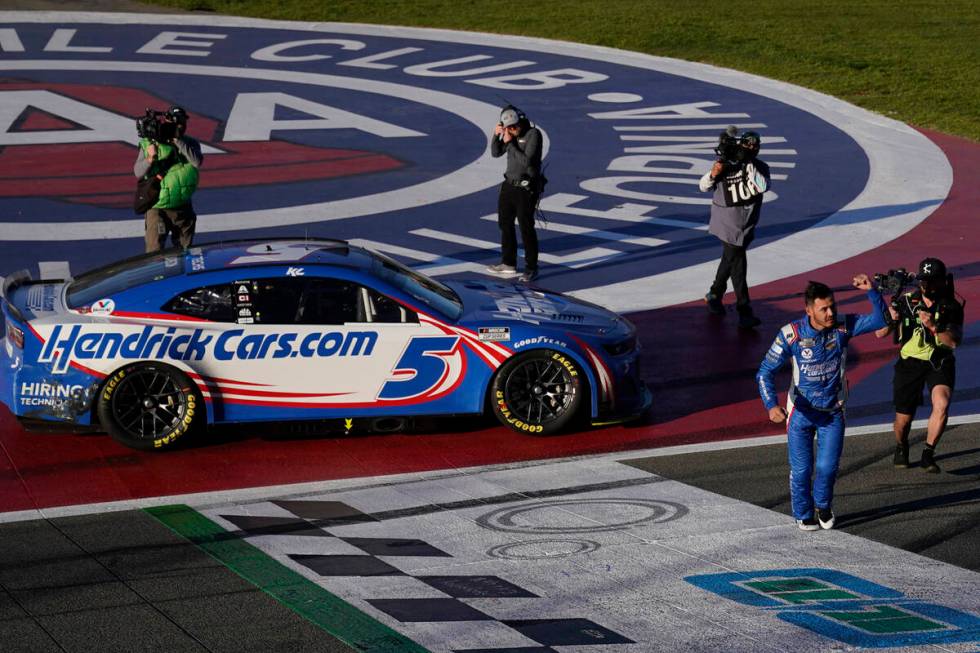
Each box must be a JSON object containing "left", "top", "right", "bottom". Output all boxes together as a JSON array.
[
  {"left": 818, "top": 606, "right": 947, "bottom": 633},
  {"left": 147, "top": 504, "right": 430, "bottom": 653}
]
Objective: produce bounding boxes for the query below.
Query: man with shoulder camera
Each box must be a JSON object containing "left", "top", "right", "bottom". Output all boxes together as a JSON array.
[
  {"left": 134, "top": 105, "right": 204, "bottom": 252},
  {"left": 700, "top": 130, "right": 771, "bottom": 329},
  {"left": 757, "top": 274, "right": 887, "bottom": 530},
  {"left": 876, "top": 258, "right": 964, "bottom": 473},
  {"left": 487, "top": 105, "right": 544, "bottom": 284}
]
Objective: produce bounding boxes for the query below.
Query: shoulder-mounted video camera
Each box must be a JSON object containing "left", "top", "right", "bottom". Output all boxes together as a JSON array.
[
  {"left": 136, "top": 108, "right": 177, "bottom": 142},
  {"left": 873, "top": 268, "right": 917, "bottom": 295},
  {"left": 714, "top": 126, "right": 760, "bottom": 166},
  {"left": 875, "top": 266, "right": 965, "bottom": 341}
]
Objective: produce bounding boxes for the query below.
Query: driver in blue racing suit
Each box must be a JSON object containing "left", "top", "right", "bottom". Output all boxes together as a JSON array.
[{"left": 756, "top": 275, "right": 887, "bottom": 531}]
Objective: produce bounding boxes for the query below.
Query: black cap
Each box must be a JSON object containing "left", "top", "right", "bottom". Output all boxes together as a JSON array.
[
  {"left": 166, "top": 105, "right": 188, "bottom": 124},
  {"left": 739, "top": 131, "right": 761, "bottom": 150},
  {"left": 918, "top": 257, "right": 946, "bottom": 280}
]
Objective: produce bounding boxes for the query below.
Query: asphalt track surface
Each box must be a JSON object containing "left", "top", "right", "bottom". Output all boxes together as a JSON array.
[
  {"left": 1, "top": 426, "right": 978, "bottom": 653},
  {"left": 1, "top": 4, "right": 978, "bottom": 651},
  {"left": 627, "top": 425, "right": 980, "bottom": 573}
]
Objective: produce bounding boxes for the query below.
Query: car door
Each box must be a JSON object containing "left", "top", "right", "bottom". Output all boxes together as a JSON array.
[
  {"left": 290, "top": 276, "right": 467, "bottom": 413},
  {"left": 170, "top": 273, "right": 463, "bottom": 420}
]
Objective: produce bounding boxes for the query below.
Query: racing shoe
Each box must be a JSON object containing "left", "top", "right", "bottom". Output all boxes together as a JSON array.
[
  {"left": 893, "top": 443, "right": 909, "bottom": 468},
  {"left": 796, "top": 517, "right": 820, "bottom": 531},
  {"left": 816, "top": 507, "right": 835, "bottom": 530},
  {"left": 738, "top": 312, "right": 762, "bottom": 329},
  {"left": 704, "top": 292, "right": 725, "bottom": 315},
  {"left": 920, "top": 447, "right": 941, "bottom": 473},
  {"left": 486, "top": 263, "right": 518, "bottom": 277},
  {"left": 519, "top": 268, "right": 539, "bottom": 283}
]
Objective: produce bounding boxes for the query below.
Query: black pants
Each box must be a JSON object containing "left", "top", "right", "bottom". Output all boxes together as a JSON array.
[
  {"left": 710, "top": 241, "right": 751, "bottom": 313},
  {"left": 498, "top": 182, "right": 539, "bottom": 270},
  {"left": 893, "top": 355, "right": 956, "bottom": 416}
]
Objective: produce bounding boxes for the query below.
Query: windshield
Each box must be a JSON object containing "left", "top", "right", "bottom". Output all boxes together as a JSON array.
[
  {"left": 67, "top": 252, "right": 185, "bottom": 308},
  {"left": 370, "top": 251, "right": 462, "bottom": 320}
]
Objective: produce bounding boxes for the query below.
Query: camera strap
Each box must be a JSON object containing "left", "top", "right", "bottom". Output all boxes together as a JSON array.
[{"left": 151, "top": 151, "right": 178, "bottom": 179}]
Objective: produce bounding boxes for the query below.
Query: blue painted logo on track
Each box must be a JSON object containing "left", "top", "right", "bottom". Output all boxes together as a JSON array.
[
  {"left": 686, "top": 568, "right": 980, "bottom": 648},
  {"left": 0, "top": 15, "right": 945, "bottom": 312}
]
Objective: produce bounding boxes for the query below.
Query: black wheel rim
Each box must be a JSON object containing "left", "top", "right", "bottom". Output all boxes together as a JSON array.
[
  {"left": 111, "top": 368, "right": 188, "bottom": 441},
  {"left": 503, "top": 358, "right": 575, "bottom": 426}
]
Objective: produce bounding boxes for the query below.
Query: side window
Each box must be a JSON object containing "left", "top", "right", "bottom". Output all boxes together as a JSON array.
[
  {"left": 169, "top": 277, "right": 418, "bottom": 325},
  {"left": 248, "top": 277, "right": 306, "bottom": 325},
  {"left": 163, "top": 284, "right": 235, "bottom": 322},
  {"left": 295, "top": 278, "right": 361, "bottom": 325},
  {"left": 365, "top": 288, "right": 418, "bottom": 324}
]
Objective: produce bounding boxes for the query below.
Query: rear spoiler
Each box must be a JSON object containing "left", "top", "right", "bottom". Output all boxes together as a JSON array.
[
  {"left": 1, "top": 270, "right": 32, "bottom": 322},
  {"left": 0, "top": 261, "right": 72, "bottom": 323}
]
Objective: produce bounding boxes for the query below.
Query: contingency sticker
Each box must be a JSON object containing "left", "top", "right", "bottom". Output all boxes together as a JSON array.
[
  {"left": 91, "top": 298, "right": 115, "bottom": 316},
  {"left": 478, "top": 327, "right": 511, "bottom": 342}
]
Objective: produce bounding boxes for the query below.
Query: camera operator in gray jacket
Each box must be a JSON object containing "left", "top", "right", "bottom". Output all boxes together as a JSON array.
[
  {"left": 487, "top": 105, "right": 544, "bottom": 284},
  {"left": 700, "top": 129, "right": 771, "bottom": 329}
]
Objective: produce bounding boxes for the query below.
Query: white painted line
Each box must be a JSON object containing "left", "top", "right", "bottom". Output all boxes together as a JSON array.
[
  {"left": 611, "top": 123, "right": 768, "bottom": 132},
  {"left": 411, "top": 228, "right": 623, "bottom": 269},
  {"left": 539, "top": 192, "right": 710, "bottom": 229},
  {"left": 479, "top": 213, "right": 669, "bottom": 247},
  {"left": 409, "top": 228, "right": 496, "bottom": 250},
  {"left": 618, "top": 135, "right": 788, "bottom": 144},
  {"left": 418, "top": 262, "right": 489, "bottom": 276},
  {"left": 37, "top": 260, "right": 71, "bottom": 280},
  {"left": 349, "top": 238, "right": 440, "bottom": 262},
  {"left": 623, "top": 146, "right": 799, "bottom": 155},
  {"left": 4, "top": 413, "right": 978, "bottom": 525},
  {"left": 349, "top": 238, "right": 488, "bottom": 276}
]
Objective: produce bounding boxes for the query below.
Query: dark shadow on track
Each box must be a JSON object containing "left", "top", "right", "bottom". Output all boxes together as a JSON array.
[{"left": 623, "top": 424, "right": 980, "bottom": 571}]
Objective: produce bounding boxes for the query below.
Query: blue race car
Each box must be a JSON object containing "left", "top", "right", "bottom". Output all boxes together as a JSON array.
[{"left": 0, "top": 239, "right": 650, "bottom": 450}]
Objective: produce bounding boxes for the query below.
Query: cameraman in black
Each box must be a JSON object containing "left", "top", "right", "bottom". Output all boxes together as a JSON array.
[
  {"left": 700, "top": 129, "right": 771, "bottom": 329},
  {"left": 134, "top": 105, "right": 203, "bottom": 253},
  {"left": 876, "top": 258, "right": 964, "bottom": 472},
  {"left": 487, "top": 105, "right": 544, "bottom": 284}
]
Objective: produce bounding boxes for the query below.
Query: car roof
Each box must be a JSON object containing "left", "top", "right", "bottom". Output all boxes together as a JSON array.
[
  {"left": 188, "top": 238, "right": 372, "bottom": 273},
  {"left": 72, "top": 238, "right": 380, "bottom": 284}
]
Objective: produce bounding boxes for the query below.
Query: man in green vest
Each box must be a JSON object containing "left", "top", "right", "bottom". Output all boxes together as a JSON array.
[
  {"left": 877, "top": 258, "right": 964, "bottom": 473},
  {"left": 134, "top": 105, "right": 204, "bottom": 252}
]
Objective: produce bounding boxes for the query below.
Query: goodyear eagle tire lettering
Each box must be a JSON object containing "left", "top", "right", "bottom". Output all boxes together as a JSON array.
[
  {"left": 490, "top": 349, "right": 584, "bottom": 436},
  {"left": 97, "top": 363, "right": 202, "bottom": 452}
]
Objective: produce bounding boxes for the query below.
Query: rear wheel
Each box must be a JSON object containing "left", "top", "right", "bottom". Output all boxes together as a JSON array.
[
  {"left": 491, "top": 349, "right": 584, "bottom": 435},
  {"left": 97, "top": 363, "right": 201, "bottom": 451}
]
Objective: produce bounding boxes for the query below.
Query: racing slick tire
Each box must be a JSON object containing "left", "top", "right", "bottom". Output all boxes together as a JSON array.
[
  {"left": 97, "top": 362, "right": 202, "bottom": 451},
  {"left": 491, "top": 349, "right": 585, "bottom": 435}
]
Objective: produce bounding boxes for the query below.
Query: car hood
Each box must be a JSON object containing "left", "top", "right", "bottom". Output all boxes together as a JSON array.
[{"left": 445, "top": 279, "right": 631, "bottom": 337}]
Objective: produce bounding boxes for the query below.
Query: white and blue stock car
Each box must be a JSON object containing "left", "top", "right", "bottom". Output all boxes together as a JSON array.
[{"left": 0, "top": 239, "right": 650, "bottom": 450}]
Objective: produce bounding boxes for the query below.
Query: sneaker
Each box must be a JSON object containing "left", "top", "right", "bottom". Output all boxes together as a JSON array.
[
  {"left": 519, "top": 268, "right": 539, "bottom": 283},
  {"left": 920, "top": 448, "right": 941, "bottom": 473},
  {"left": 796, "top": 517, "right": 819, "bottom": 531},
  {"left": 738, "top": 313, "right": 762, "bottom": 329},
  {"left": 893, "top": 443, "right": 909, "bottom": 468},
  {"left": 704, "top": 293, "right": 725, "bottom": 315},
  {"left": 816, "top": 507, "right": 835, "bottom": 530},
  {"left": 486, "top": 263, "right": 518, "bottom": 276}
]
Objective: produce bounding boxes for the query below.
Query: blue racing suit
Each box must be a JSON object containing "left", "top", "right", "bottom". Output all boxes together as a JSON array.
[{"left": 756, "top": 289, "right": 887, "bottom": 520}]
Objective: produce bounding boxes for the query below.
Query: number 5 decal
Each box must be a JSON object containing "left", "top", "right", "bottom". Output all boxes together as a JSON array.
[
  {"left": 229, "top": 242, "right": 316, "bottom": 266},
  {"left": 379, "top": 336, "right": 461, "bottom": 401}
]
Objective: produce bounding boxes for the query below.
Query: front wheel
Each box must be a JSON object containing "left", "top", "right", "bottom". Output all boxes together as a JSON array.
[
  {"left": 97, "top": 363, "right": 201, "bottom": 451},
  {"left": 491, "top": 349, "right": 585, "bottom": 435}
]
